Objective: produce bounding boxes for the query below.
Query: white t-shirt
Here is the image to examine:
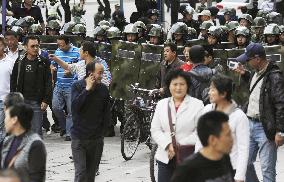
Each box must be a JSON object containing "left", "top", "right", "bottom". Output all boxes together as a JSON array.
[{"left": 0, "top": 54, "right": 16, "bottom": 100}]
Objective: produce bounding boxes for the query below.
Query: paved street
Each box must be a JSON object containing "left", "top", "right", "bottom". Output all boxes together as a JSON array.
[
  {"left": 39, "top": 1, "right": 284, "bottom": 182},
  {"left": 45, "top": 115, "right": 284, "bottom": 182}
]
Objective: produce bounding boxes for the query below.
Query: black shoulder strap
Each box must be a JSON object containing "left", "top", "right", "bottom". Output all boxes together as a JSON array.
[{"left": 249, "top": 69, "right": 269, "bottom": 94}]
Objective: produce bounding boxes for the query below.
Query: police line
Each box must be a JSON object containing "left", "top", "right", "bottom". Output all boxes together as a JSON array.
[{"left": 38, "top": 35, "right": 283, "bottom": 103}]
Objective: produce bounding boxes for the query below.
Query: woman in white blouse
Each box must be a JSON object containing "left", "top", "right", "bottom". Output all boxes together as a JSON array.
[
  {"left": 151, "top": 69, "right": 204, "bottom": 182},
  {"left": 195, "top": 74, "right": 250, "bottom": 182}
]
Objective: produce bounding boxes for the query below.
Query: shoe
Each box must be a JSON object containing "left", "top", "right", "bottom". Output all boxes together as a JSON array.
[
  {"left": 65, "top": 136, "right": 71, "bottom": 141},
  {"left": 60, "top": 129, "right": 66, "bottom": 137},
  {"left": 51, "top": 124, "right": 61, "bottom": 133}
]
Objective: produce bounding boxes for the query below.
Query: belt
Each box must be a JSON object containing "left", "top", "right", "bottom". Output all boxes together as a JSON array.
[{"left": 247, "top": 116, "right": 261, "bottom": 122}]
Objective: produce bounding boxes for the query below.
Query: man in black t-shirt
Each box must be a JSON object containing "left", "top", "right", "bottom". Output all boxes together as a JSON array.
[
  {"left": 171, "top": 111, "right": 234, "bottom": 182},
  {"left": 10, "top": 35, "right": 52, "bottom": 136}
]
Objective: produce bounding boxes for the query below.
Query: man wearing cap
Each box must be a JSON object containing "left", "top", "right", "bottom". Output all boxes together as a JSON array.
[{"left": 235, "top": 43, "right": 284, "bottom": 182}]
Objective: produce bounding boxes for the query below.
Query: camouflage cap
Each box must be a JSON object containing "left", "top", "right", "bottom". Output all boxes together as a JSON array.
[
  {"left": 252, "top": 17, "right": 266, "bottom": 28},
  {"left": 208, "top": 26, "right": 223, "bottom": 38},
  {"left": 28, "top": 24, "right": 43, "bottom": 35},
  {"left": 226, "top": 21, "right": 239, "bottom": 31},
  {"left": 72, "top": 23, "right": 86, "bottom": 35},
  {"left": 263, "top": 24, "right": 280, "bottom": 35},
  {"left": 235, "top": 26, "right": 250, "bottom": 37},
  {"left": 200, "top": 20, "right": 214, "bottom": 30},
  {"left": 238, "top": 14, "right": 253, "bottom": 24},
  {"left": 46, "top": 20, "right": 61, "bottom": 30}
]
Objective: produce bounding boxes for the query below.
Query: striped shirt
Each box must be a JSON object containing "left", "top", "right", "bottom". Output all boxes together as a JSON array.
[
  {"left": 69, "top": 57, "right": 112, "bottom": 86},
  {"left": 53, "top": 46, "right": 80, "bottom": 88}
]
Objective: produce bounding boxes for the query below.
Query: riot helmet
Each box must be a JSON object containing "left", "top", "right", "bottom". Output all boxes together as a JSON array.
[
  {"left": 123, "top": 24, "right": 139, "bottom": 42},
  {"left": 266, "top": 11, "right": 282, "bottom": 25},
  {"left": 207, "top": 26, "right": 223, "bottom": 44},
  {"left": 148, "top": 24, "right": 164, "bottom": 45},
  {"left": 46, "top": 20, "right": 61, "bottom": 30},
  {"left": 253, "top": 17, "right": 266, "bottom": 28},
  {"left": 98, "top": 20, "right": 111, "bottom": 27},
  {"left": 180, "top": 4, "right": 194, "bottom": 16},
  {"left": 256, "top": 10, "right": 269, "bottom": 19},
  {"left": 235, "top": 26, "right": 250, "bottom": 48},
  {"left": 28, "top": 24, "right": 43, "bottom": 35},
  {"left": 62, "top": 22, "right": 76, "bottom": 35},
  {"left": 72, "top": 24, "right": 87, "bottom": 36},
  {"left": 238, "top": 14, "right": 253, "bottom": 27},
  {"left": 107, "top": 27, "right": 121, "bottom": 39},
  {"left": 200, "top": 21, "right": 214, "bottom": 30},
  {"left": 226, "top": 21, "right": 239, "bottom": 32},
  {"left": 134, "top": 21, "right": 146, "bottom": 34},
  {"left": 264, "top": 24, "right": 280, "bottom": 45}
]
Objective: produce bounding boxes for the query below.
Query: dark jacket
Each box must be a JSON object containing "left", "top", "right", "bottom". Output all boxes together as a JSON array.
[
  {"left": 242, "top": 62, "right": 284, "bottom": 140},
  {"left": 71, "top": 79, "right": 110, "bottom": 140},
  {"left": 189, "top": 64, "right": 214, "bottom": 104},
  {"left": 10, "top": 54, "right": 52, "bottom": 104},
  {"left": 156, "top": 57, "right": 184, "bottom": 89}
]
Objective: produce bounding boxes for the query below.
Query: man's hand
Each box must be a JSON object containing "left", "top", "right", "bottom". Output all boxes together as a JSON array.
[
  {"left": 64, "top": 70, "right": 72, "bottom": 77},
  {"left": 49, "top": 54, "right": 58, "bottom": 61},
  {"left": 86, "top": 73, "right": 96, "bottom": 91},
  {"left": 159, "top": 88, "right": 164, "bottom": 94},
  {"left": 41, "top": 102, "right": 48, "bottom": 111},
  {"left": 275, "top": 133, "right": 284, "bottom": 147},
  {"left": 166, "top": 143, "right": 175, "bottom": 160},
  {"left": 233, "top": 64, "right": 246, "bottom": 75}
]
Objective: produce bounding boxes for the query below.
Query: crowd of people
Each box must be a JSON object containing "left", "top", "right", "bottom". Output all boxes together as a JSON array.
[{"left": 0, "top": 0, "right": 283, "bottom": 181}]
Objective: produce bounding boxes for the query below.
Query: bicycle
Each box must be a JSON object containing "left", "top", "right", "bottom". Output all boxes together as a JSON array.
[{"left": 120, "top": 83, "right": 159, "bottom": 161}]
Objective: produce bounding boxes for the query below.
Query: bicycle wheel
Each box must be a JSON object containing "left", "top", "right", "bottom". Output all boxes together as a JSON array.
[
  {"left": 121, "top": 113, "right": 141, "bottom": 160},
  {"left": 150, "top": 144, "right": 158, "bottom": 182}
]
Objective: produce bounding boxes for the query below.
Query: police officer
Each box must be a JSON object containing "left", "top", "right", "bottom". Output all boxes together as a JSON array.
[
  {"left": 179, "top": 5, "right": 200, "bottom": 34},
  {"left": 238, "top": 14, "right": 253, "bottom": 28},
  {"left": 71, "top": 4, "right": 86, "bottom": 24},
  {"left": 146, "top": 9, "right": 159, "bottom": 25},
  {"left": 111, "top": 4, "right": 127, "bottom": 32},
  {"left": 134, "top": 21, "right": 147, "bottom": 44},
  {"left": 251, "top": 17, "right": 266, "bottom": 43},
  {"left": 198, "top": 20, "right": 214, "bottom": 40},
  {"left": 94, "top": 6, "right": 105, "bottom": 27},
  {"left": 279, "top": 25, "right": 284, "bottom": 45},
  {"left": 170, "top": 22, "right": 188, "bottom": 46},
  {"left": 14, "top": 16, "right": 35, "bottom": 36},
  {"left": 94, "top": 25, "right": 110, "bottom": 42},
  {"left": 235, "top": 26, "right": 251, "bottom": 49},
  {"left": 207, "top": 26, "right": 223, "bottom": 48},
  {"left": 263, "top": 24, "right": 281, "bottom": 46},
  {"left": 123, "top": 23, "right": 139, "bottom": 43},
  {"left": 226, "top": 21, "right": 239, "bottom": 43},
  {"left": 46, "top": 19, "right": 61, "bottom": 35},
  {"left": 148, "top": 24, "right": 164, "bottom": 45}
]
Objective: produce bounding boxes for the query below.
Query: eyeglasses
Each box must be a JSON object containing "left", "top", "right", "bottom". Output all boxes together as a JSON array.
[{"left": 30, "top": 45, "right": 40, "bottom": 49}]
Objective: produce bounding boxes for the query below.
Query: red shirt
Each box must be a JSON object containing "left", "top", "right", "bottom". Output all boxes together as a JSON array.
[{"left": 181, "top": 63, "right": 193, "bottom": 72}]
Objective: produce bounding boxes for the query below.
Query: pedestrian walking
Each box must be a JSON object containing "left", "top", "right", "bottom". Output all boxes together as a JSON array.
[
  {"left": 0, "top": 37, "right": 16, "bottom": 143},
  {"left": 10, "top": 35, "right": 52, "bottom": 136},
  {"left": 235, "top": 42, "right": 284, "bottom": 182},
  {"left": 195, "top": 74, "right": 250, "bottom": 182},
  {"left": 71, "top": 61, "right": 110, "bottom": 182},
  {"left": 51, "top": 35, "right": 80, "bottom": 141},
  {"left": 151, "top": 69, "right": 204, "bottom": 182},
  {"left": 171, "top": 111, "right": 234, "bottom": 182},
  {"left": 1, "top": 103, "right": 46, "bottom": 182}
]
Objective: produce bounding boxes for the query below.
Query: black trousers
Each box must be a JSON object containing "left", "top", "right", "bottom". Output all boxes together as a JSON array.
[
  {"left": 71, "top": 137, "right": 104, "bottom": 182},
  {"left": 157, "top": 159, "right": 176, "bottom": 182}
]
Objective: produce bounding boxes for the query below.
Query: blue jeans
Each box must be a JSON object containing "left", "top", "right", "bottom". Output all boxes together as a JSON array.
[
  {"left": 157, "top": 160, "right": 175, "bottom": 182},
  {"left": 0, "top": 101, "right": 6, "bottom": 142},
  {"left": 25, "top": 100, "right": 43, "bottom": 136},
  {"left": 246, "top": 119, "right": 277, "bottom": 182},
  {"left": 52, "top": 85, "right": 72, "bottom": 137}
]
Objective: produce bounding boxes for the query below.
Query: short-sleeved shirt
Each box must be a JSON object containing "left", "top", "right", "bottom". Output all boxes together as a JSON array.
[
  {"left": 0, "top": 55, "right": 15, "bottom": 100},
  {"left": 53, "top": 46, "right": 80, "bottom": 88},
  {"left": 12, "top": 3, "right": 44, "bottom": 23}
]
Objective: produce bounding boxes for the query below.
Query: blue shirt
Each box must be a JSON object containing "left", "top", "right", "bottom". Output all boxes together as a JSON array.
[{"left": 53, "top": 46, "right": 80, "bottom": 88}]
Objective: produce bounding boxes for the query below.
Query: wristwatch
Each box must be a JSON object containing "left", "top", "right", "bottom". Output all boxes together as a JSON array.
[{"left": 277, "top": 132, "right": 284, "bottom": 137}]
